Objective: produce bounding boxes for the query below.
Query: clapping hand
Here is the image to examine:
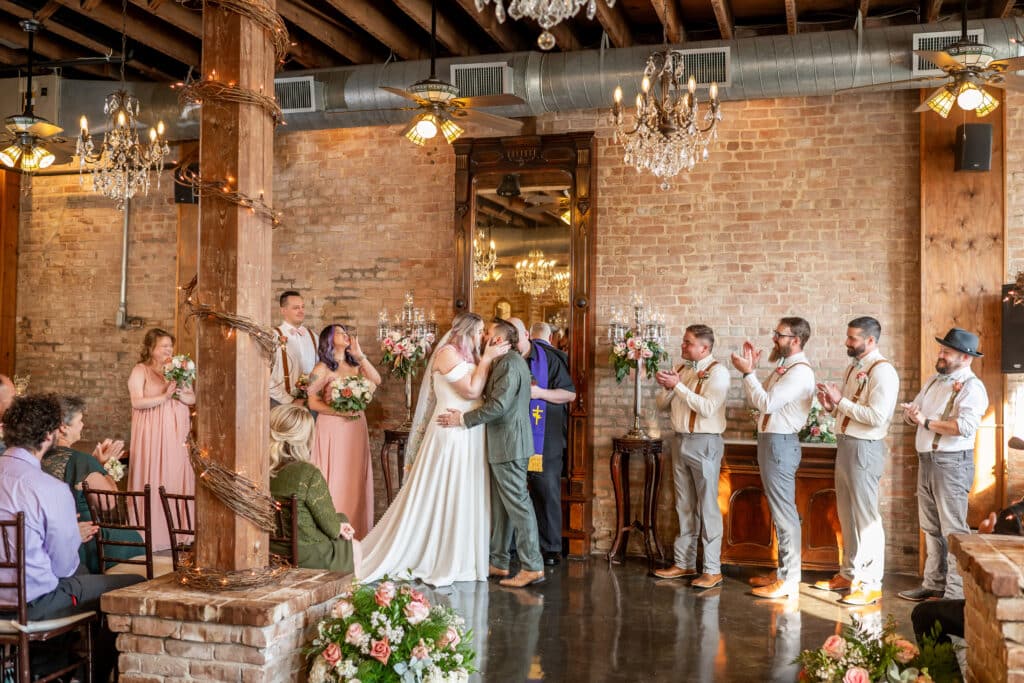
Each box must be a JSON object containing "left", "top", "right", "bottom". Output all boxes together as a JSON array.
[
  {"left": 655, "top": 369, "right": 680, "bottom": 391},
  {"left": 900, "top": 402, "right": 923, "bottom": 426},
  {"left": 816, "top": 382, "right": 842, "bottom": 410},
  {"left": 730, "top": 340, "right": 761, "bottom": 375},
  {"left": 92, "top": 438, "right": 125, "bottom": 465}
]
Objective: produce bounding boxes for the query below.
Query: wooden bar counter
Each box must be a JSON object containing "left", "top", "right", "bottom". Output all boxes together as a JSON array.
[{"left": 719, "top": 439, "right": 841, "bottom": 571}]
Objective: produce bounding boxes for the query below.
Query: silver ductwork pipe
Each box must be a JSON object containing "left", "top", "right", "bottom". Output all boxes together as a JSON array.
[{"left": 53, "top": 18, "right": 1023, "bottom": 137}]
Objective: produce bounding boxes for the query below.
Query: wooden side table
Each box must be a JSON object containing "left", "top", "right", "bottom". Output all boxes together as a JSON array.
[
  {"left": 607, "top": 436, "right": 666, "bottom": 573},
  {"left": 379, "top": 428, "right": 410, "bottom": 505}
]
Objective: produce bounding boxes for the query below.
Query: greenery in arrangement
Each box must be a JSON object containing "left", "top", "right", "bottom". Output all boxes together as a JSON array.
[
  {"left": 609, "top": 331, "right": 668, "bottom": 382},
  {"left": 307, "top": 578, "right": 476, "bottom": 683},
  {"left": 380, "top": 332, "right": 434, "bottom": 380},
  {"left": 799, "top": 397, "right": 838, "bottom": 444}
]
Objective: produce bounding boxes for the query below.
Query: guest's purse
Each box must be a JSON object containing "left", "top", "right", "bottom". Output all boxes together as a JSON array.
[{"left": 993, "top": 498, "right": 1024, "bottom": 536}]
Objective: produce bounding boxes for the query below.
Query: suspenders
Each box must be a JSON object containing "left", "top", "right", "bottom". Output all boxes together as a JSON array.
[
  {"left": 687, "top": 361, "right": 720, "bottom": 434},
  {"left": 760, "top": 362, "right": 811, "bottom": 432},
  {"left": 277, "top": 326, "right": 316, "bottom": 395},
  {"left": 839, "top": 359, "right": 892, "bottom": 434}
]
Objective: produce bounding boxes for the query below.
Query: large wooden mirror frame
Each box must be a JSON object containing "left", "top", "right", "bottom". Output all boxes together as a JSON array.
[{"left": 453, "top": 132, "right": 596, "bottom": 558}]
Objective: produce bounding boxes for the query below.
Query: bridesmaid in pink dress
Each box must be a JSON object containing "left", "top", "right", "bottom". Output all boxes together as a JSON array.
[
  {"left": 127, "top": 328, "right": 195, "bottom": 551},
  {"left": 307, "top": 324, "right": 381, "bottom": 539}
]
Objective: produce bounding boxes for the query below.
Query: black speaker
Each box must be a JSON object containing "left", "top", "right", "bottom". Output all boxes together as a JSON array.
[
  {"left": 1003, "top": 284, "right": 1024, "bottom": 373},
  {"left": 174, "top": 163, "right": 199, "bottom": 204},
  {"left": 955, "top": 123, "right": 992, "bottom": 172}
]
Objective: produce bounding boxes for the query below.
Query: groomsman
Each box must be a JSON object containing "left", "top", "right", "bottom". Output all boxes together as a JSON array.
[
  {"left": 270, "top": 290, "right": 319, "bottom": 407},
  {"left": 731, "top": 317, "right": 815, "bottom": 599},
  {"left": 652, "top": 324, "right": 730, "bottom": 590},
  {"left": 899, "top": 328, "right": 988, "bottom": 602},
  {"left": 814, "top": 317, "right": 899, "bottom": 606}
]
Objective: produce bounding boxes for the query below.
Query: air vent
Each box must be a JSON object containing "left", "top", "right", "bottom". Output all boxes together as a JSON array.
[
  {"left": 912, "top": 30, "right": 985, "bottom": 76},
  {"left": 674, "top": 47, "right": 731, "bottom": 88},
  {"left": 450, "top": 62, "right": 513, "bottom": 98},
  {"left": 274, "top": 76, "right": 324, "bottom": 114}
]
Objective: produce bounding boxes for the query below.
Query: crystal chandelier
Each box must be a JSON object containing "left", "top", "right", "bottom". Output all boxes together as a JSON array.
[
  {"left": 474, "top": 0, "right": 617, "bottom": 50},
  {"left": 610, "top": 47, "right": 722, "bottom": 190},
  {"left": 76, "top": 0, "right": 168, "bottom": 209},
  {"left": 553, "top": 270, "right": 570, "bottom": 304},
  {"left": 514, "top": 249, "right": 556, "bottom": 296},
  {"left": 473, "top": 228, "right": 498, "bottom": 282}
]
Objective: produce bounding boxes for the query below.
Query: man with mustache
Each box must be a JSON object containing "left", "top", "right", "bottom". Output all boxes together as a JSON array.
[
  {"left": 814, "top": 317, "right": 900, "bottom": 606},
  {"left": 731, "top": 317, "right": 816, "bottom": 599},
  {"left": 898, "top": 328, "right": 988, "bottom": 602}
]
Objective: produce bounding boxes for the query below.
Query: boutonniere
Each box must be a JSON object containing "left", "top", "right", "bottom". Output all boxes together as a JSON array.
[
  {"left": 278, "top": 333, "right": 288, "bottom": 348},
  {"left": 856, "top": 371, "right": 868, "bottom": 387},
  {"left": 697, "top": 369, "right": 711, "bottom": 381},
  {"left": 952, "top": 380, "right": 964, "bottom": 395},
  {"left": 775, "top": 366, "right": 788, "bottom": 376}
]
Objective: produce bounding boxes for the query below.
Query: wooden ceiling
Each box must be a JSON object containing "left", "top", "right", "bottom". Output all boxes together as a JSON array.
[{"left": 0, "top": 0, "right": 1019, "bottom": 82}]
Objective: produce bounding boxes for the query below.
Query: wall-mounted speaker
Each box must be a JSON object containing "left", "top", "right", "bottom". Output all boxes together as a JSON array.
[
  {"left": 955, "top": 123, "right": 992, "bottom": 172},
  {"left": 1003, "top": 284, "right": 1024, "bottom": 374}
]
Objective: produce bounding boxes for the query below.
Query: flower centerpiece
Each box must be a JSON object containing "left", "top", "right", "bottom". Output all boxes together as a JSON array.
[
  {"left": 799, "top": 397, "right": 837, "bottom": 444},
  {"left": 609, "top": 330, "right": 667, "bottom": 383},
  {"left": 796, "top": 616, "right": 961, "bottom": 683},
  {"left": 306, "top": 578, "right": 477, "bottom": 683},
  {"left": 325, "top": 376, "right": 375, "bottom": 418},
  {"left": 380, "top": 331, "right": 434, "bottom": 380}
]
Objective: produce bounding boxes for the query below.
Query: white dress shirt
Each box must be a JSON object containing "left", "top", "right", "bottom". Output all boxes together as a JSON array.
[
  {"left": 656, "top": 355, "right": 729, "bottom": 435},
  {"left": 743, "top": 351, "right": 815, "bottom": 435},
  {"left": 269, "top": 321, "right": 319, "bottom": 404},
  {"left": 910, "top": 366, "right": 989, "bottom": 453},
  {"left": 834, "top": 349, "right": 900, "bottom": 441}
]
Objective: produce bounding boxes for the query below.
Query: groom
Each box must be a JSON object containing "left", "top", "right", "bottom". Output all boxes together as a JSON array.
[{"left": 437, "top": 318, "right": 545, "bottom": 588}]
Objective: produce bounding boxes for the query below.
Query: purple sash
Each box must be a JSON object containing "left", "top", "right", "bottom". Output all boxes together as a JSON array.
[{"left": 528, "top": 341, "right": 550, "bottom": 463}]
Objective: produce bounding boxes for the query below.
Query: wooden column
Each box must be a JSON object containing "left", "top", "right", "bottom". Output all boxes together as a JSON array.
[
  {"left": 0, "top": 170, "right": 19, "bottom": 377},
  {"left": 195, "top": 3, "right": 275, "bottom": 570},
  {"left": 175, "top": 142, "right": 199, "bottom": 360},
  {"left": 920, "top": 92, "right": 1006, "bottom": 524}
]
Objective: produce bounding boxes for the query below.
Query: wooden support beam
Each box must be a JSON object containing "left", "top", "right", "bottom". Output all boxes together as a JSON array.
[
  {"left": 785, "top": 0, "right": 798, "bottom": 33},
  {"left": 0, "top": 20, "right": 112, "bottom": 77},
  {"left": 0, "top": 43, "right": 23, "bottom": 64},
  {"left": 924, "top": 0, "right": 944, "bottom": 24},
  {"left": 128, "top": 0, "right": 202, "bottom": 37},
  {"left": 195, "top": 1, "right": 273, "bottom": 572},
  {"left": 281, "top": 29, "right": 338, "bottom": 69},
  {"left": 651, "top": 0, "right": 686, "bottom": 43},
  {"left": 709, "top": 0, "right": 735, "bottom": 40},
  {"left": 858, "top": 0, "right": 870, "bottom": 20},
  {"left": 594, "top": 0, "right": 634, "bottom": 47},
  {"left": 0, "top": 170, "right": 18, "bottom": 378},
  {"left": 452, "top": 0, "right": 530, "bottom": 52},
  {"left": 174, "top": 143, "right": 198, "bottom": 361},
  {"left": 392, "top": 0, "right": 479, "bottom": 56},
  {"left": 989, "top": 0, "right": 1015, "bottom": 18},
  {"left": 277, "top": 0, "right": 378, "bottom": 64},
  {"left": 322, "top": 0, "right": 425, "bottom": 60},
  {"left": 547, "top": 22, "right": 582, "bottom": 51},
  {"left": 34, "top": 0, "right": 61, "bottom": 21}
]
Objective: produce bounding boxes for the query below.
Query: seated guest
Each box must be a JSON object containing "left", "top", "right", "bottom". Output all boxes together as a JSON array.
[
  {"left": 42, "top": 396, "right": 143, "bottom": 574},
  {"left": 0, "top": 373, "right": 14, "bottom": 453},
  {"left": 269, "top": 404, "right": 359, "bottom": 573},
  {"left": 0, "top": 394, "right": 144, "bottom": 681}
]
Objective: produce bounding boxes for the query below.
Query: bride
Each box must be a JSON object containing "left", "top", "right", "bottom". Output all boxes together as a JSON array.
[{"left": 357, "top": 312, "right": 509, "bottom": 586}]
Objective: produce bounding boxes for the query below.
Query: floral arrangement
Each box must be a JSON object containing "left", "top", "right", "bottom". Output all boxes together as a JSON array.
[
  {"left": 293, "top": 373, "right": 311, "bottom": 400},
  {"left": 325, "top": 376, "right": 375, "bottom": 418},
  {"left": 609, "top": 331, "right": 667, "bottom": 382},
  {"left": 380, "top": 332, "right": 434, "bottom": 380},
  {"left": 103, "top": 458, "right": 126, "bottom": 482},
  {"left": 306, "top": 578, "right": 476, "bottom": 683},
  {"left": 799, "top": 397, "right": 837, "bottom": 444},
  {"left": 796, "top": 616, "right": 961, "bottom": 683},
  {"left": 164, "top": 353, "right": 196, "bottom": 387}
]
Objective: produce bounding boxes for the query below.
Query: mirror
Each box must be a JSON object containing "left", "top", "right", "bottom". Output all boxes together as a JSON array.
[{"left": 453, "top": 133, "right": 596, "bottom": 558}]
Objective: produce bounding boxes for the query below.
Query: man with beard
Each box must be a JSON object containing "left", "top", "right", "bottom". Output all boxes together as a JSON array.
[
  {"left": 898, "top": 328, "right": 988, "bottom": 602},
  {"left": 731, "top": 317, "right": 815, "bottom": 599},
  {"left": 813, "top": 317, "right": 900, "bottom": 606}
]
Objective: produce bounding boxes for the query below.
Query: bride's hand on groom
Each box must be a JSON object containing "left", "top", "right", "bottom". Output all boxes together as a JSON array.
[
  {"left": 482, "top": 340, "right": 511, "bottom": 362},
  {"left": 436, "top": 408, "right": 462, "bottom": 428}
]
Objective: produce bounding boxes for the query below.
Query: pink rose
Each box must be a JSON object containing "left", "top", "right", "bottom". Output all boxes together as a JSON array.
[
  {"left": 437, "top": 626, "right": 461, "bottom": 649},
  {"left": 322, "top": 642, "right": 342, "bottom": 665},
  {"left": 953, "top": 381, "right": 964, "bottom": 393},
  {"left": 641, "top": 348, "right": 653, "bottom": 359},
  {"left": 893, "top": 638, "right": 919, "bottom": 664},
  {"left": 345, "top": 622, "right": 365, "bottom": 645},
  {"left": 776, "top": 366, "right": 787, "bottom": 375},
  {"left": 369, "top": 637, "right": 391, "bottom": 665},
  {"left": 843, "top": 667, "right": 870, "bottom": 683},
  {"left": 339, "top": 523, "right": 355, "bottom": 541},
  {"left": 375, "top": 582, "right": 396, "bottom": 607},
  {"left": 342, "top": 388, "right": 353, "bottom": 398},
  {"left": 822, "top": 634, "right": 847, "bottom": 660},
  {"left": 404, "top": 600, "right": 430, "bottom": 625},
  {"left": 810, "top": 426, "right": 821, "bottom": 436},
  {"left": 331, "top": 599, "right": 354, "bottom": 619},
  {"left": 411, "top": 640, "right": 430, "bottom": 660},
  {"left": 383, "top": 338, "right": 394, "bottom": 350},
  {"left": 916, "top": 675, "right": 934, "bottom": 683}
]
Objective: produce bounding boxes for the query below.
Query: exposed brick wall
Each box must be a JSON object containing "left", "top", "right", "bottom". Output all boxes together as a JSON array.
[{"left": 1005, "top": 91, "right": 1024, "bottom": 497}]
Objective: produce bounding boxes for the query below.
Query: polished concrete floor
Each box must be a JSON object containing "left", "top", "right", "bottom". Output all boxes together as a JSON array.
[{"left": 425, "top": 560, "right": 922, "bottom": 683}]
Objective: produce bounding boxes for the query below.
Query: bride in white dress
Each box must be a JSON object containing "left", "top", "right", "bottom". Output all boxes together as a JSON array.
[{"left": 357, "top": 312, "right": 509, "bottom": 586}]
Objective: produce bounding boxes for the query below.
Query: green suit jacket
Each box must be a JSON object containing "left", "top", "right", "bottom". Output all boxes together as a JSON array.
[{"left": 463, "top": 352, "right": 533, "bottom": 465}]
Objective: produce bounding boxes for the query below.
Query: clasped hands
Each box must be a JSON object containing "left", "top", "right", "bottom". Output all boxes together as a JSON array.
[
  {"left": 729, "top": 341, "right": 762, "bottom": 375},
  {"left": 92, "top": 438, "right": 125, "bottom": 466}
]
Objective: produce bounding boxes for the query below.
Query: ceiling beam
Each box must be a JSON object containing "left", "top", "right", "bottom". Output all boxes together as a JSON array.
[
  {"left": 924, "top": 0, "right": 944, "bottom": 24},
  {"left": 277, "top": 0, "right": 376, "bottom": 64},
  {"left": 989, "top": 0, "right": 1015, "bottom": 17},
  {"left": 0, "top": 43, "right": 23, "bottom": 64},
  {"left": 128, "top": 0, "right": 201, "bottom": 37},
  {"left": 785, "top": 0, "right": 798, "bottom": 33},
  {"left": 452, "top": 0, "right": 530, "bottom": 52},
  {"left": 547, "top": 22, "right": 582, "bottom": 51},
  {"left": 651, "top": 0, "right": 686, "bottom": 43},
  {"left": 281, "top": 26, "right": 339, "bottom": 68},
  {"left": 0, "top": 19, "right": 112, "bottom": 78},
  {"left": 33, "top": 0, "right": 61, "bottom": 21},
  {"left": 391, "top": 0, "right": 479, "bottom": 56},
  {"left": 593, "top": 0, "right": 634, "bottom": 47},
  {"left": 321, "top": 0, "right": 425, "bottom": 60},
  {"left": 858, "top": 0, "right": 870, "bottom": 20},
  {"left": 709, "top": 0, "right": 735, "bottom": 40}
]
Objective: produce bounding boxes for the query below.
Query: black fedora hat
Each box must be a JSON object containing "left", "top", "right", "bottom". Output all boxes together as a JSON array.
[{"left": 935, "top": 328, "right": 983, "bottom": 357}]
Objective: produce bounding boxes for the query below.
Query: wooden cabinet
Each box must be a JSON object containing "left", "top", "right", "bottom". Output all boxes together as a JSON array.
[{"left": 719, "top": 440, "right": 842, "bottom": 571}]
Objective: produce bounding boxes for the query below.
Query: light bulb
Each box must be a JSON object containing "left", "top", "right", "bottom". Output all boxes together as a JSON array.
[
  {"left": 38, "top": 149, "right": 55, "bottom": 169},
  {"left": 613, "top": 86, "right": 622, "bottom": 104},
  {"left": 117, "top": 111, "right": 127, "bottom": 127},
  {"left": 956, "top": 83, "right": 983, "bottom": 111},
  {"left": 149, "top": 128, "right": 157, "bottom": 142},
  {"left": 157, "top": 121, "right": 165, "bottom": 136},
  {"left": 688, "top": 75, "right": 697, "bottom": 94},
  {"left": 641, "top": 76, "right": 650, "bottom": 93},
  {"left": 0, "top": 145, "right": 20, "bottom": 168},
  {"left": 709, "top": 82, "right": 719, "bottom": 100},
  {"left": 79, "top": 116, "right": 88, "bottom": 135},
  {"left": 414, "top": 117, "right": 438, "bottom": 140}
]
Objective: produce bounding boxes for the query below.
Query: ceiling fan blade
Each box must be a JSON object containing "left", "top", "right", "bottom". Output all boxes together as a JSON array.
[
  {"left": 451, "top": 108, "right": 523, "bottom": 133},
  {"left": 27, "top": 121, "right": 63, "bottom": 137},
  {"left": 324, "top": 106, "right": 417, "bottom": 115},
  {"left": 985, "top": 72, "right": 1024, "bottom": 92},
  {"left": 453, "top": 94, "right": 525, "bottom": 108},
  {"left": 913, "top": 84, "right": 951, "bottom": 112},
  {"left": 913, "top": 50, "right": 961, "bottom": 71},
  {"left": 836, "top": 75, "right": 949, "bottom": 94},
  {"left": 379, "top": 86, "right": 423, "bottom": 103},
  {"left": 988, "top": 56, "right": 1024, "bottom": 73}
]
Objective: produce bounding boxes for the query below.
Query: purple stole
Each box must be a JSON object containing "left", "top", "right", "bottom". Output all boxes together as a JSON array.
[{"left": 527, "top": 341, "right": 551, "bottom": 473}]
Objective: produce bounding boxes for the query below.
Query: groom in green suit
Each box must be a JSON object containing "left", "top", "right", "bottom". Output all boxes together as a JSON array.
[{"left": 437, "top": 318, "right": 545, "bottom": 588}]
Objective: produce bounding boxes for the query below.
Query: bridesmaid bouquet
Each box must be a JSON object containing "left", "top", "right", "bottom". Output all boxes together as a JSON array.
[
  {"left": 293, "top": 373, "right": 311, "bottom": 400},
  {"left": 164, "top": 354, "right": 196, "bottom": 387},
  {"left": 325, "top": 376, "right": 375, "bottom": 418}
]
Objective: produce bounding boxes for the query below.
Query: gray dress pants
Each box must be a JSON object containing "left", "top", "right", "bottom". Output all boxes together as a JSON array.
[{"left": 757, "top": 433, "right": 802, "bottom": 584}]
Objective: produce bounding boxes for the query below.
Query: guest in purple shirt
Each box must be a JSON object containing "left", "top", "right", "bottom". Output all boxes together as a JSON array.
[{"left": 0, "top": 394, "right": 143, "bottom": 680}]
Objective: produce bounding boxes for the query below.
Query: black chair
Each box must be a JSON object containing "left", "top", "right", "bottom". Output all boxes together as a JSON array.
[
  {"left": 82, "top": 483, "right": 161, "bottom": 580},
  {"left": 158, "top": 486, "right": 195, "bottom": 572},
  {"left": 0, "top": 512, "right": 97, "bottom": 683},
  {"left": 270, "top": 495, "right": 300, "bottom": 567}
]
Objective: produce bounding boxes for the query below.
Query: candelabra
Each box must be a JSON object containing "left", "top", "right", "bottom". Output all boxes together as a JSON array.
[
  {"left": 473, "top": 228, "right": 498, "bottom": 282},
  {"left": 473, "top": 0, "right": 617, "bottom": 50},
  {"left": 608, "top": 294, "right": 665, "bottom": 439},
  {"left": 378, "top": 291, "right": 438, "bottom": 428},
  {"left": 514, "top": 249, "right": 556, "bottom": 296},
  {"left": 553, "top": 270, "right": 570, "bottom": 304}
]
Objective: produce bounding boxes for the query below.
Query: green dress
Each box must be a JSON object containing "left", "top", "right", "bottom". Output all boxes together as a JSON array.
[
  {"left": 269, "top": 461, "right": 355, "bottom": 574},
  {"left": 41, "top": 446, "right": 145, "bottom": 574}
]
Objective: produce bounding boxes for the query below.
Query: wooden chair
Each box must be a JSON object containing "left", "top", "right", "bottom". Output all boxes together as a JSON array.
[
  {"left": 270, "top": 495, "right": 300, "bottom": 567},
  {"left": 81, "top": 483, "right": 167, "bottom": 580},
  {"left": 0, "top": 513, "right": 97, "bottom": 683},
  {"left": 158, "top": 486, "right": 195, "bottom": 572}
]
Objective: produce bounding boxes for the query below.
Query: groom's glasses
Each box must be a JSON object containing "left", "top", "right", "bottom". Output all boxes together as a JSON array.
[{"left": 772, "top": 331, "right": 797, "bottom": 340}]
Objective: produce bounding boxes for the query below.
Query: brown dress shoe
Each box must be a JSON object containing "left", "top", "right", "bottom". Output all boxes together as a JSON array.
[
  {"left": 751, "top": 579, "right": 798, "bottom": 599},
  {"left": 499, "top": 569, "right": 546, "bottom": 588},
  {"left": 748, "top": 571, "right": 778, "bottom": 588},
  {"left": 653, "top": 566, "right": 697, "bottom": 580},
  {"left": 812, "top": 574, "right": 852, "bottom": 592},
  {"left": 489, "top": 565, "right": 509, "bottom": 578},
  {"left": 691, "top": 573, "right": 723, "bottom": 590},
  {"left": 840, "top": 586, "right": 882, "bottom": 606}
]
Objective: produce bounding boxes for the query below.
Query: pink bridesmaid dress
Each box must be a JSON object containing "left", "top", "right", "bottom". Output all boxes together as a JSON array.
[
  {"left": 311, "top": 401, "right": 374, "bottom": 540},
  {"left": 128, "top": 364, "right": 194, "bottom": 551}
]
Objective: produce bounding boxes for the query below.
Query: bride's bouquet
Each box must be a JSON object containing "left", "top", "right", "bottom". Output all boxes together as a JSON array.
[
  {"left": 164, "top": 354, "right": 196, "bottom": 387},
  {"left": 325, "top": 376, "right": 375, "bottom": 418}
]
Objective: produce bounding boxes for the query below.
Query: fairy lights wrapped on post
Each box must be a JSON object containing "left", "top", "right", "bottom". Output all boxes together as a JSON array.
[
  {"left": 378, "top": 291, "right": 437, "bottom": 429},
  {"left": 608, "top": 293, "right": 667, "bottom": 439}
]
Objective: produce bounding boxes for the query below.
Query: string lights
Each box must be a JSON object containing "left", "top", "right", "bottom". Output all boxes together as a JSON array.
[{"left": 181, "top": 276, "right": 281, "bottom": 363}]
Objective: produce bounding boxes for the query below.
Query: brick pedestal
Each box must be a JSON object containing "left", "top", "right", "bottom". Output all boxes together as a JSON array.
[
  {"left": 100, "top": 569, "right": 351, "bottom": 682},
  {"left": 951, "top": 534, "right": 1024, "bottom": 683}
]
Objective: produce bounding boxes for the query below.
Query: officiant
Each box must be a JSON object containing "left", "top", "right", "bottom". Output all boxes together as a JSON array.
[{"left": 510, "top": 319, "right": 576, "bottom": 566}]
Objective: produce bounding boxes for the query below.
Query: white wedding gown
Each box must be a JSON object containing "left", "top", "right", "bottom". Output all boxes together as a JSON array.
[{"left": 357, "top": 361, "right": 490, "bottom": 586}]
